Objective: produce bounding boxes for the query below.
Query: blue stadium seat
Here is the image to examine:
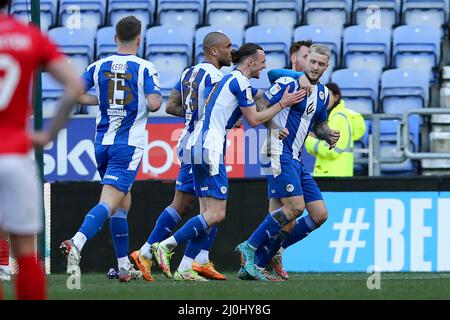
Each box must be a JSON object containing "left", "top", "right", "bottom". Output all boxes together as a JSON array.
[
  {"left": 254, "top": 0, "right": 302, "bottom": 29},
  {"left": 353, "top": 0, "right": 400, "bottom": 29},
  {"left": 146, "top": 26, "right": 194, "bottom": 96},
  {"left": 10, "top": 0, "right": 57, "bottom": 31},
  {"left": 294, "top": 25, "right": 342, "bottom": 83},
  {"left": 96, "top": 27, "right": 145, "bottom": 59},
  {"left": 109, "top": 0, "right": 155, "bottom": 28},
  {"left": 59, "top": 0, "right": 106, "bottom": 30},
  {"left": 41, "top": 72, "right": 64, "bottom": 118},
  {"left": 381, "top": 69, "right": 429, "bottom": 114},
  {"left": 393, "top": 26, "right": 441, "bottom": 78},
  {"left": 402, "top": 0, "right": 449, "bottom": 29},
  {"left": 331, "top": 69, "right": 380, "bottom": 114},
  {"left": 206, "top": 0, "right": 253, "bottom": 28},
  {"left": 250, "top": 69, "right": 270, "bottom": 90},
  {"left": 245, "top": 26, "right": 292, "bottom": 69},
  {"left": 304, "top": 0, "right": 352, "bottom": 29},
  {"left": 158, "top": 0, "right": 204, "bottom": 30},
  {"left": 49, "top": 27, "right": 96, "bottom": 75},
  {"left": 343, "top": 26, "right": 391, "bottom": 76}
]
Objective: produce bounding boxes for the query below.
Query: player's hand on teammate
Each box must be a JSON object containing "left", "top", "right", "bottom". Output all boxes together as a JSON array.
[
  {"left": 31, "top": 132, "right": 51, "bottom": 148},
  {"left": 299, "top": 74, "right": 312, "bottom": 95},
  {"left": 278, "top": 128, "right": 289, "bottom": 140},
  {"left": 279, "top": 87, "right": 304, "bottom": 108},
  {"left": 327, "top": 130, "right": 340, "bottom": 150}
]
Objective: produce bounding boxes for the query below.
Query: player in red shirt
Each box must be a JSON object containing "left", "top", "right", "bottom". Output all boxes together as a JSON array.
[{"left": 0, "top": 0, "right": 83, "bottom": 299}]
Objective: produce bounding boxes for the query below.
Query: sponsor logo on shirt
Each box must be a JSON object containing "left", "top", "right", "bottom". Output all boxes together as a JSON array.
[
  {"left": 201, "top": 186, "right": 209, "bottom": 191},
  {"left": 107, "top": 108, "right": 127, "bottom": 117}
]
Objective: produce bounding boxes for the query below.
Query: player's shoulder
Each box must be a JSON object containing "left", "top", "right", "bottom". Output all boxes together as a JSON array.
[
  {"left": 131, "top": 56, "right": 158, "bottom": 73},
  {"left": 316, "top": 82, "right": 329, "bottom": 105},
  {"left": 230, "top": 70, "right": 251, "bottom": 89},
  {"left": 274, "top": 76, "right": 297, "bottom": 86}
]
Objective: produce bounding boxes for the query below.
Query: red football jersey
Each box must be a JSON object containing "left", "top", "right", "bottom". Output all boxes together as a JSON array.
[{"left": 0, "top": 13, "right": 62, "bottom": 154}]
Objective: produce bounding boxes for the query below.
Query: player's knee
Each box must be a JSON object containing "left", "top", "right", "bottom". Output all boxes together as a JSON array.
[{"left": 285, "top": 204, "right": 305, "bottom": 220}]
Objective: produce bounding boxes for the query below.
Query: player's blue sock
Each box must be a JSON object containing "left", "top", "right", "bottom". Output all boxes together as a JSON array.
[
  {"left": 173, "top": 214, "right": 209, "bottom": 246},
  {"left": 184, "top": 225, "right": 218, "bottom": 259},
  {"left": 110, "top": 208, "right": 129, "bottom": 259},
  {"left": 255, "top": 230, "right": 289, "bottom": 268},
  {"left": 147, "top": 206, "right": 182, "bottom": 245},
  {"left": 78, "top": 202, "right": 111, "bottom": 240},
  {"left": 281, "top": 215, "right": 318, "bottom": 249},
  {"left": 247, "top": 208, "right": 290, "bottom": 249}
]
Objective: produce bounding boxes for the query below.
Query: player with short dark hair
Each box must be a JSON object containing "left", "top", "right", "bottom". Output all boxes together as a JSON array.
[
  {"left": 60, "top": 16, "right": 162, "bottom": 283},
  {"left": 130, "top": 31, "right": 233, "bottom": 281},
  {"left": 0, "top": 0, "right": 84, "bottom": 298}
]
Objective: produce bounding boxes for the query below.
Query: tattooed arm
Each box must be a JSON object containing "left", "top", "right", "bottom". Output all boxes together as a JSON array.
[
  {"left": 313, "top": 120, "right": 340, "bottom": 149},
  {"left": 165, "top": 89, "right": 184, "bottom": 117}
]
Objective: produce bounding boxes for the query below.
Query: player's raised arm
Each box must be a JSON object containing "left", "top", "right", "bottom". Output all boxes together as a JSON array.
[{"left": 241, "top": 87, "right": 303, "bottom": 128}]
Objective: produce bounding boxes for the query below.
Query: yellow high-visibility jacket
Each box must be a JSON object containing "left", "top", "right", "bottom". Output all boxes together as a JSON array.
[{"left": 305, "top": 100, "right": 365, "bottom": 177}]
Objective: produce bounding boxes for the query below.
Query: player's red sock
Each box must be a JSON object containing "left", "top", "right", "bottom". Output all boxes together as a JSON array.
[
  {"left": 15, "top": 255, "right": 47, "bottom": 300},
  {"left": 0, "top": 239, "right": 8, "bottom": 267}
]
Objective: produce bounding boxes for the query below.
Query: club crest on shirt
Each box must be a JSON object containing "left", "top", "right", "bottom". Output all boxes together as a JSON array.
[{"left": 319, "top": 91, "right": 325, "bottom": 100}]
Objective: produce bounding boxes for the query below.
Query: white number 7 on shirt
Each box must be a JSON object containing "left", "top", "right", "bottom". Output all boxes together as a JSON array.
[{"left": 0, "top": 54, "right": 21, "bottom": 110}]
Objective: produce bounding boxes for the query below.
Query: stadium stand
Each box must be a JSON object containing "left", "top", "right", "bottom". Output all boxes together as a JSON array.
[
  {"left": 48, "top": 27, "right": 96, "bottom": 75},
  {"left": 109, "top": 0, "right": 155, "bottom": 28},
  {"left": 206, "top": 0, "right": 253, "bottom": 28},
  {"left": 158, "top": 0, "right": 204, "bottom": 29},
  {"left": 254, "top": 0, "right": 302, "bottom": 29},
  {"left": 20, "top": 0, "right": 448, "bottom": 175}
]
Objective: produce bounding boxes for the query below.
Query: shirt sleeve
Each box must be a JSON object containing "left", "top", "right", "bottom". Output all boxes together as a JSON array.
[
  {"left": 263, "top": 80, "right": 295, "bottom": 106},
  {"left": 174, "top": 79, "right": 181, "bottom": 92},
  {"left": 144, "top": 68, "right": 161, "bottom": 95},
  {"left": 229, "top": 78, "right": 255, "bottom": 108},
  {"left": 268, "top": 69, "right": 304, "bottom": 84}
]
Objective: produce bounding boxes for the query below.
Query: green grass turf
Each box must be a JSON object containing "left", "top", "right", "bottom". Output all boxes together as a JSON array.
[{"left": 2, "top": 272, "right": 450, "bottom": 300}]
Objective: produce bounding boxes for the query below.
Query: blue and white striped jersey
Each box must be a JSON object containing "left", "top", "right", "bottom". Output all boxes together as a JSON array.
[
  {"left": 82, "top": 54, "right": 161, "bottom": 149},
  {"left": 174, "top": 62, "right": 223, "bottom": 154},
  {"left": 262, "top": 76, "right": 329, "bottom": 162},
  {"left": 189, "top": 70, "right": 258, "bottom": 154}
]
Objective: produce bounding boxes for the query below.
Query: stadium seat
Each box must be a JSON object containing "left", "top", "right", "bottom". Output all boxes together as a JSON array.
[
  {"left": 195, "top": 26, "right": 244, "bottom": 62},
  {"left": 59, "top": 0, "right": 106, "bottom": 30},
  {"left": 245, "top": 26, "right": 292, "bottom": 69},
  {"left": 245, "top": 26, "right": 292, "bottom": 70},
  {"left": 294, "top": 25, "right": 342, "bottom": 83},
  {"left": 96, "top": 27, "right": 145, "bottom": 59},
  {"left": 402, "top": 0, "right": 449, "bottom": 29},
  {"left": 41, "top": 72, "right": 64, "bottom": 118},
  {"left": 343, "top": 26, "right": 391, "bottom": 76},
  {"left": 250, "top": 69, "right": 270, "bottom": 90},
  {"left": 49, "top": 27, "right": 96, "bottom": 75},
  {"left": 158, "top": 0, "right": 204, "bottom": 30},
  {"left": 331, "top": 69, "right": 380, "bottom": 114},
  {"left": 304, "top": 0, "right": 352, "bottom": 29},
  {"left": 146, "top": 26, "right": 194, "bottom": 96},
  {"left": 393, "top": 26, "right": 441, "bottom": 78},
  {"left": 206, "top": 0, "right": 253, "bottom": 29},
  {"left": 353, "top": 0, "right": 400, "bottom": 29},
  {"left": 109, "top": 0, "right": 155, "bottom": 28},
  {"left": 10, "top": 0, "right": 57, "bottom": 31},
  {"left": 254, "top": 0, "right": 302, "bottom": 29},
  {"left": 381, "top": 69, "right": 429, "bottom": 115}
]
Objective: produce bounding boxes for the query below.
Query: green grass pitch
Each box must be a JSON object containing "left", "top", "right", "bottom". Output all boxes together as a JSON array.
[{"left": 2, "top": 272, "right": 450, "bottom": 300}]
